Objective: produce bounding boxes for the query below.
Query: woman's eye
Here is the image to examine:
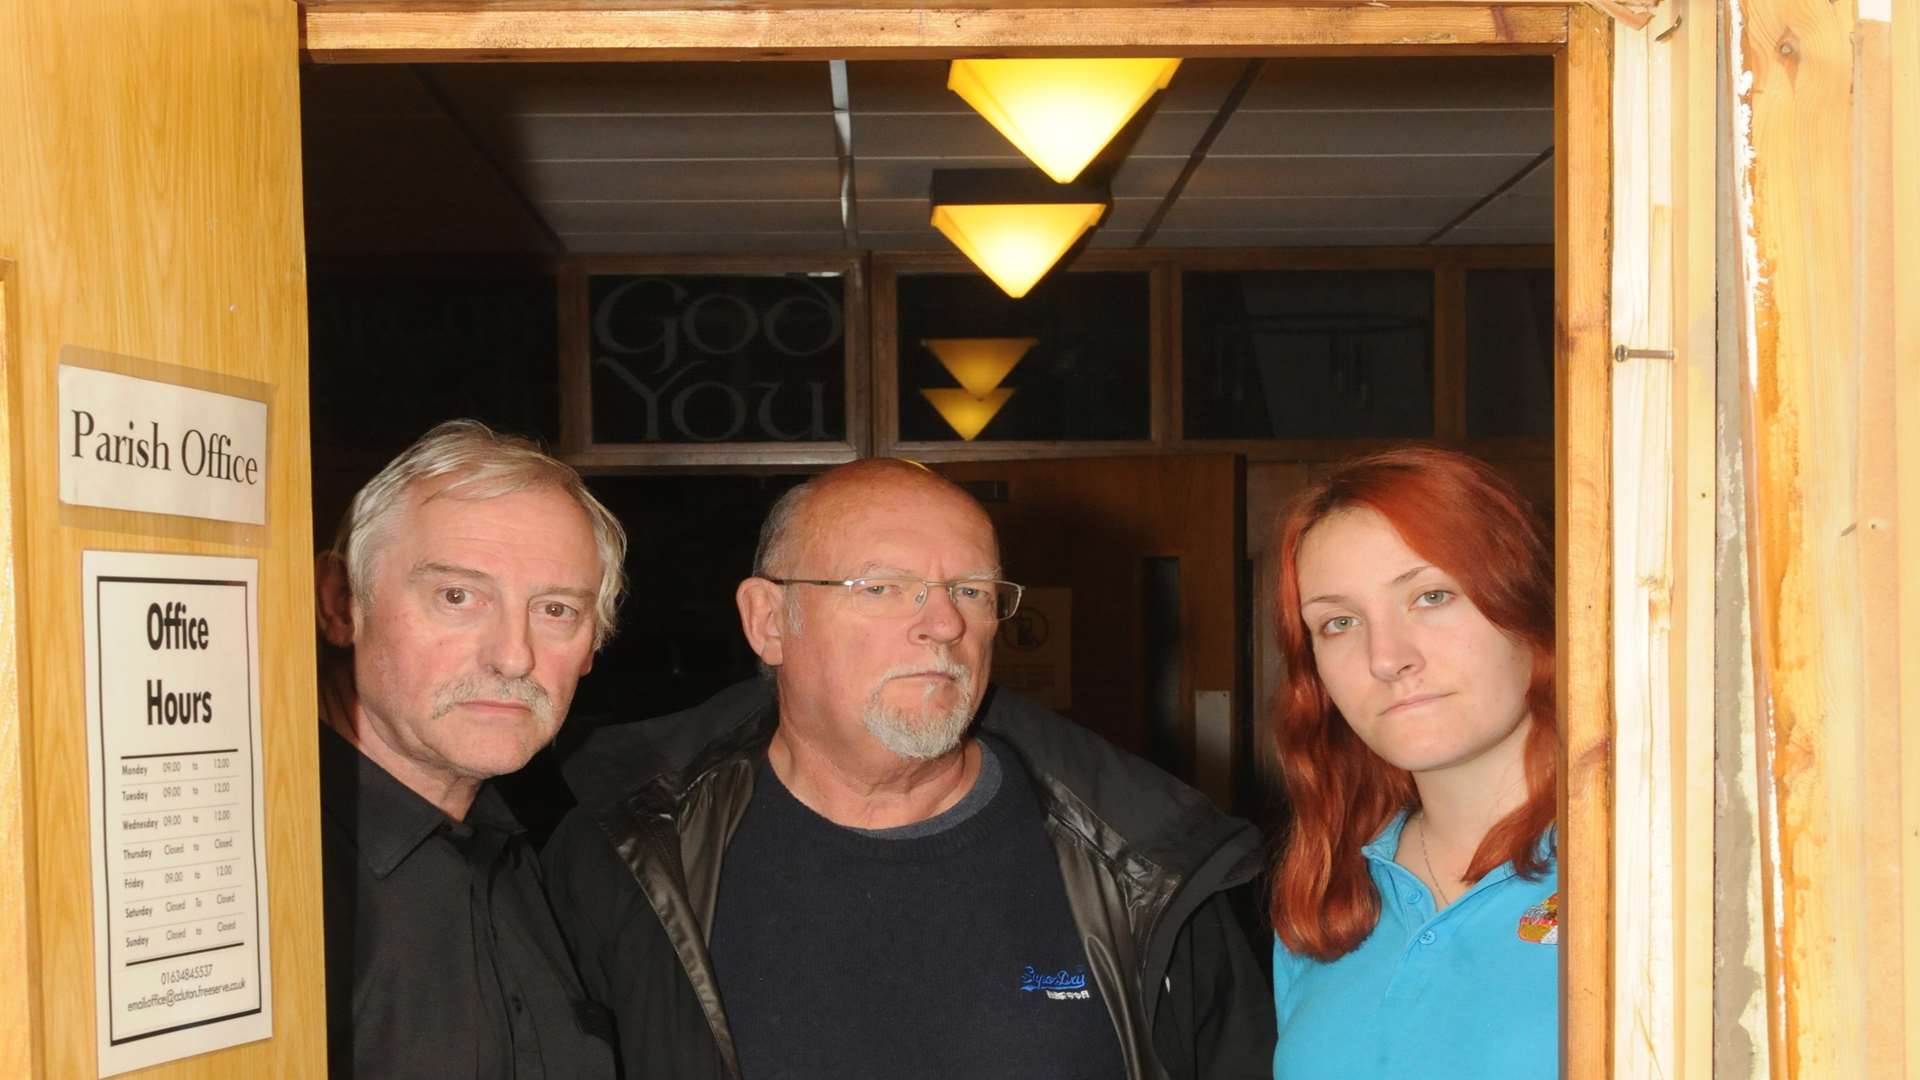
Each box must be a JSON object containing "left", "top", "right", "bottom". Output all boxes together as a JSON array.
[
  {"left": 1415, "top": 589, "right": 1453, "bottom": 606},
  {"left": 1320, "top": 615, "right": 1357, "bottom": 635}
]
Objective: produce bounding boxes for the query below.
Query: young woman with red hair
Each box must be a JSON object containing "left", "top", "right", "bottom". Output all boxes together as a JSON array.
[{"left": 1266, "top": 447, "right": 1558, "bottom": 1077}]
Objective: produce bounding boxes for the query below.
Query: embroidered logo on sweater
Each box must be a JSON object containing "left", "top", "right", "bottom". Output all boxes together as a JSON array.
[
  {"left": 1517, "top": 892, "right": 1559, "bottom": 944},
  {"left": 1020, "top": 965, "right": 1091, "bottom": 1000}
]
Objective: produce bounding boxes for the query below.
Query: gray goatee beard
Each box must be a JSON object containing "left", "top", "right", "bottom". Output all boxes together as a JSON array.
[{"left": 862, "top": 656, "right": 975, "bottom": 760}]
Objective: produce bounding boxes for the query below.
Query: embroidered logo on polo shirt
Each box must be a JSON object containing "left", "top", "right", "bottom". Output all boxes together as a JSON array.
[
  {"left": 1518, "top": 892, "right": 1559, "bottom": 944},
  {"left": 1020, "top": 965, "right": 1092, "bottom": 1000}
]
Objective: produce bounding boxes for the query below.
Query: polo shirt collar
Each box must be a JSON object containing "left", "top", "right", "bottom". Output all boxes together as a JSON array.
[
  {"left": 318, "top": 723, "right": 523, "bottom": 879},
  {"left": 1360, "top": 808, "right": 1413, "bottom": 864},
  {"left": 1360, "top": 808, "right": 1557, "bottom": 885}
]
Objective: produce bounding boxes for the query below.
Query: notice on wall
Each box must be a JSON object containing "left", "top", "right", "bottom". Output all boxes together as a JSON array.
[
  {"left": 82, "top": 550, "right": 272, "bottom": 1076},
  {"left": 993, "top": 586, "right": 1071, "bottom": 711},
  {"left": 59, "top": 356, "right": 269, "bottom": 525}
]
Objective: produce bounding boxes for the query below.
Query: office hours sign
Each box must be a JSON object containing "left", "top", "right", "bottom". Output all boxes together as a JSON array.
[{"left": 82, "top": 551, "right": 272, "bottom": 1075}]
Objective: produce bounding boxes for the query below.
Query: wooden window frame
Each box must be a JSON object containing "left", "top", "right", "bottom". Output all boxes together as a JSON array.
[
  {"left": 1162, "top": 244, "right": 1554, "bottom": 462},
  {"left": 870, "top": 245, "right": 1553, "bottom": 463},
  {"left": 558, "top": 252, "right": 872, "bottom": 471},
  {"left": 299, "top": 5, "right": 1616, "bottom": 1076}
]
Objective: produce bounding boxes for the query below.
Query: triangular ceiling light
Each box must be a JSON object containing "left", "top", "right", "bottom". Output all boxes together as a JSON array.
[
  {"left": 948, "top": 58, "right": 1182, "bottom": 183},
  {"left": 921, "top": 388, "right": 1016, "bottom": 441},
  {"left": 929, "top": 169, "right": 1108, "bottom": 299},
  {"left": 921, "top": 337, "right": 1037, "bottom": 396}
]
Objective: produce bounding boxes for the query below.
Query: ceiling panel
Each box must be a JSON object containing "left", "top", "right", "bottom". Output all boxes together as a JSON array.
[
  {"left": 544, "top": 200, "right": 845, "bottom": 233},
  {"left": 1150, "top": 226, "right": 1435, "bottom": 247},
  {"left": 855, "top": 109, "right": 1211, "bottom": 161},
  {"left": 1154, "top": 59, "right": 1260, "bottom": 112},
  {"left": 856, "top": 200, "right": 937, "bottom": 233},
  {"left": 558, "top": 231, "right": 849, "bottom": 254},
  {"left": 301, "top": 57, "right": 1555, "bottom": 257},
  {"left": 843, "top": 60, "right": 955, "bottom": 112},
  {"left": 1180, "top": 155, "right": 1542, "bottom": 199},
  {"left": 856, "top": 157, "right": 1024, "bottom": 199},
  {"left": 854, "top": 115, "right": 1027, "bottom": 161},
  {"left": 301, "top": 76, "right": 557, "bottom": 255},
  {"left": 1104, "top": 159, "right": 1191, "bottom": 200},
  {"left": 858, "top": 156, "right": 1192, "bottom": 201},
  {"left": 1210, "top": 110, "right": 1551, "bottom": 158},
  {"left": 1104, "top": 199, "right": 1160, "bottom": 232},
  {"left": 475, "top": 114, "right": 839, "bottom": 162},
  {"left": 1455, "top": 193, "right": 1554, "bottom": 229},
  {"left": 1157, "top": 195, "right": 1475, "bottom": 232},
  {"left": 1436, "top": 225, "right": 1558, "bottom": 246},
  {"left": 1238, "top": 57, "right": 1555, "bottom": 111},
  {"left": 510, "top": 159, "right": 843, "bottom": 202},
  {"left": 1509, "top": 163, "right": 1555, "bottom": 198},
  {"left": 301, "top": 65, "right": 437, "bottom": 116},
  {"left": 855, "top": 230, "right": 952, "bottom": 252},
  {"left": 427, "top": 62, "right": 836, "bottom": 115}
]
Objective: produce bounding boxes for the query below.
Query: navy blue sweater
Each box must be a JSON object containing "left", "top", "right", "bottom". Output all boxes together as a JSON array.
[{"left": 709, "top": 738, "right": 1127, "bottom": 1080}]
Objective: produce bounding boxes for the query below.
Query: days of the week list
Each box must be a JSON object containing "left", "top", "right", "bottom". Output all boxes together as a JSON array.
[{"left": 113, "top": 745, "right": 251, "bottom": 974}]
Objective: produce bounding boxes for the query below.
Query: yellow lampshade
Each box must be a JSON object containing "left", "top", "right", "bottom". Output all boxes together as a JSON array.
[
  {"left": 921, "top": 337, "right": 1037, "bottom": 396},
  {"left": 929, "top": 201, "right": 1104, "bottom": 299},
  {"left": 948, "top": 58, "right": 1181, "bottom": 183},
  {"left": 921, "top": 388, "right": 1016, "bottom": 441}
]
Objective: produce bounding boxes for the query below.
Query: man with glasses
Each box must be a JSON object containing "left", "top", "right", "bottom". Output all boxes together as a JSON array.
[{"left": 541, "top": 458, "right": 1274, "bottom": 1078}]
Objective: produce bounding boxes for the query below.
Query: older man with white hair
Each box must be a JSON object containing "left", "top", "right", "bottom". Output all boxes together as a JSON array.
[
  {"left": 315, "top": 419, "right": 625, "bottom": 1079},
  {"left": 543, "top": 457, "right": 1274, "bottom": 1080}
]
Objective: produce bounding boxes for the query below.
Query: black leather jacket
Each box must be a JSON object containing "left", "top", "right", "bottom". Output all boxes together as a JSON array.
[{"left": 541, "top": 679, "right": 1276, "bottom": 1079}]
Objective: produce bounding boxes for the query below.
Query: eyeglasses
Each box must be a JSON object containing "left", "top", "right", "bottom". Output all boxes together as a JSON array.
[{"left": 765, "top": 576, "right": 1025, "bottom": 621}]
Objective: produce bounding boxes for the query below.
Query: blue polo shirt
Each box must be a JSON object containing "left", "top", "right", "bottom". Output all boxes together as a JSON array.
[{"left": 1271, "top": 812, "right": 1558, "bottom": 1079}]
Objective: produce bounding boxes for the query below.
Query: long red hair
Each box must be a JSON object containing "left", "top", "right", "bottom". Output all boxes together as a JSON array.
[{"left": 1268, "top": 447, "right": 1556, "bottom": 960}]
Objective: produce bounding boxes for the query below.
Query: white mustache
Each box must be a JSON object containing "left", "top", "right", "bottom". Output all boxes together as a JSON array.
[
  {"left": 876, "top": 654, "right": 972, "bottom": 685},
  {"left": 430, "top": 675, "right": 552, "bottom": 720}
]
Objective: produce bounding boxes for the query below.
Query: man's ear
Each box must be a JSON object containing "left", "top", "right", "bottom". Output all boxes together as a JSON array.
[
  {"left": 314, "top": 551, "right": 358, "bottom": 649},
  {"left": 736, "top": 577, "right": 790, "bottom": 667}
]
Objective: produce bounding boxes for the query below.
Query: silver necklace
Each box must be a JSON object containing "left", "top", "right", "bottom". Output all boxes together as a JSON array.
[{"left": 1415, "top": 812, "right": 1452, "bottom": 908}]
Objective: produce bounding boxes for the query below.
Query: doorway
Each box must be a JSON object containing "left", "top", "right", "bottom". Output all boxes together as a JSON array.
[{"left": 294, "top": 11, "right": 1615, "bottom": 1071}]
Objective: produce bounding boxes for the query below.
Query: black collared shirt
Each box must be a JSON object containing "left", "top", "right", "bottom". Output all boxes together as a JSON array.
[{"left": 320, "top": 725, "right": 617, "bottom": 1079}]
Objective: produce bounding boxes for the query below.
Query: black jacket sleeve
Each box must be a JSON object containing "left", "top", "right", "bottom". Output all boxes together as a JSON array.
[
  {"left": 1151, "top": 884, "right": 1278, "bottom": 1079},
  {"left": 541, "top": 809, "right": 736, "bottom": 1080}
]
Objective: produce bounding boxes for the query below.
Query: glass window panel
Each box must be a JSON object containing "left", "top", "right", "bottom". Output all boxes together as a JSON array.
[
  {"left": 1181, "top": 270, "right": 1434, "bottom": 439},
  {"left": 589, "top": 273, "right": 848, "bottom": 444},
  {"left": 896, "top": 271, "right": 1152, "bottom": 442},
  {"left": 1465, "top": 269, "right": 1556, "bottom": 438}
]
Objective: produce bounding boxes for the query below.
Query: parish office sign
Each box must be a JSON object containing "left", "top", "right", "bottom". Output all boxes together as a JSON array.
[
  {"left": 589, "top": 273, "right": 847, "bottom": 444},
  {"left": 58, "top": 354, "right": 270, "bottom": 526}
]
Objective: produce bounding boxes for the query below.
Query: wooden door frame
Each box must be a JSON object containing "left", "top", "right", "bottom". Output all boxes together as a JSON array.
[{"left": 294, "top": 4, "right": 1617, "bottom": 1076}]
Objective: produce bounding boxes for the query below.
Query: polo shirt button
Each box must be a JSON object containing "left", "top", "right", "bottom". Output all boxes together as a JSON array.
[
  {"left": 1406, "top": 894, "right": 1421, "bottom": 906},
  {"left": 1419, "top": 930, "right": 1437, "bottom": 945}
]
